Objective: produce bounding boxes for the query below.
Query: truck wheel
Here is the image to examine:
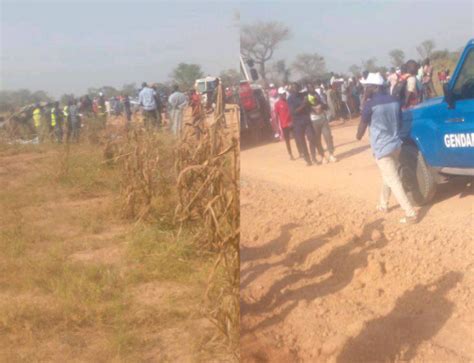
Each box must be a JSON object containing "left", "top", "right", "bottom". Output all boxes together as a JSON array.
[{"left": 399, "top": 144, "right": 437, "bottom": 206}]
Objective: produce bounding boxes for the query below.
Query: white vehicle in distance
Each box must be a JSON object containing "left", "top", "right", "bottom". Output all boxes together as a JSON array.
[{"left": 194, "top": 76, "right": 219, "bottom": 105}]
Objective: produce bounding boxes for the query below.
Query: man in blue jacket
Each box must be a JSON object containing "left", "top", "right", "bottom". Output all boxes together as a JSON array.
[{"left": 357, "top": 73, "right": 417, "bottom": 224}]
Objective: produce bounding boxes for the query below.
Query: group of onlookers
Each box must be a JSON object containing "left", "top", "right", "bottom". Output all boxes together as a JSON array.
[
  {"left": 385, "top": 57, "right": 441, "bottom": 107},
  {"left": 268, "top": 82, "right": 338, "bottom": 166},
  {"left": 265, "top": 57, "right": 445, "bottom": 166},
  {"left": 28, "top": 82, "right": 193, "bottom": 143},
  {"left": 262, "top": 57, "right": 446, "bottom": 224}
]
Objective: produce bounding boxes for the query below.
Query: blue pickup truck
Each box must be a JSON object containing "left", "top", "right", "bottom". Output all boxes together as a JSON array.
[{"left": 399, "top": 39, "right": 474, "bottom": 205}]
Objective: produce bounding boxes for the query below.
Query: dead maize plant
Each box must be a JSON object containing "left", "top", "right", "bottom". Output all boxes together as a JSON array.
[{"left": 175, "top": 85, "right": 240, "bottom": 359}]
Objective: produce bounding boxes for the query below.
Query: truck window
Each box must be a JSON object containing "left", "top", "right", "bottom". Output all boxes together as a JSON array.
[
  {"left": 453, "top": 49, "right": 474, "bottom": 100},
  {"left": 196, "top": 82, "right": 207, "bottom": 93}
]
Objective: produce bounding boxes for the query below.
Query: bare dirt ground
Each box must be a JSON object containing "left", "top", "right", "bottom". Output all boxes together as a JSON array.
[{"left": 240, "top": 118, "right": 473, "bottom": 362}]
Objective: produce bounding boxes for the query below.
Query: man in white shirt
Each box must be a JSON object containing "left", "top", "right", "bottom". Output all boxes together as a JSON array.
[{"left": 168, "top": 85, "right": 188, "bottom": 137}]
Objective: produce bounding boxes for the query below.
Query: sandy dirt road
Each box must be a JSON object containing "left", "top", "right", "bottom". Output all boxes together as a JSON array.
[{"left": 240, "top": 118, "right": 473, "bottom": 362}]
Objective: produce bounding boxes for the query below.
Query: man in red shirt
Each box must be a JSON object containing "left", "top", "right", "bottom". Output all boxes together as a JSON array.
[{"left": 274, "top": 87, "right": 295, "bottom": 160}]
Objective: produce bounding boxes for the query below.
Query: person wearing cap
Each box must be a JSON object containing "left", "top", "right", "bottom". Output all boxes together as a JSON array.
[
  {"left": 287, "top": 83, "right": 318, "bottom": 166},
  {"left": 357, "top": 72, "right": 417, "bottom": 224},
  {"left": 267, "top": 83, "right": 280, "bottom": 140},
  {"left": 274, "top": 87, "right": 295, "bottom": 160}
]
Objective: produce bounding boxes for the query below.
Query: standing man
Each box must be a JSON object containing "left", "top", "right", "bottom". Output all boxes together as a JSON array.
[
  {"left": 287, "top": 83, "right": 317, "bottom": 166},
  {"left": 387, "top": 67, "right": 399, "bottom": 96},
  {"left": 274, "top": 87, "right": 295, "bottom": 160},
  {"left": 308, "top": 86, "right": 337, "bottom": 163},
  {"left": 404, "top": 60, "right": 421, "bottom": 109},
  {"left": 138, "top": 82, "right": 158, "bottom": 129},
  {"left": 356, "top": 73, "right": 417, "bottom": 224},
  {"left": 123, "top": 95, "right": 132, "bottom": 125},
  {"left": 97, "top": 92, "right": 107, "bottom": 128},
  {"left": 268, "top": 84, "right": 280, "bottom": 140},
  {"left": 67, "top": 99, "right": 81, "bottom": 143},
  {"left": 422, "top": 58, "right": 437, "bottom": 100},
  {"left": 168, "top": 85, "right": 188, "bottom": 137},
  {"left": 152, "top": 84, "right": 164, "bottom": 127},
  {"left": 51, "top": 101, "right": 63, "bottom": 143},
  {"left": 32, "top": 103, "right": 43, "bottom": 140}
]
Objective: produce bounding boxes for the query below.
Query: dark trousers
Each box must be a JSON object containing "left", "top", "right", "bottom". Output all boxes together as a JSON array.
[
  {"left": 54, "top": 122, "right": 63, "bottom": 144},
  {"left": 143, "top": 109, "right": 159, "bottom": 129},
  {"left": 293, "top": 120, "right": 316, "bottom": 162},
  {"left": 282, "top": 126, "right": 294, "bottom": 157}
]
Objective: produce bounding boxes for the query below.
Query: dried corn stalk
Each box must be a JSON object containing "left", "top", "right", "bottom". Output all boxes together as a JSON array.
[
  {"left": 175, "top": 85, "right": 240, "bottom": 359},
  {"left": 117, "top": 128, "right": 162, "bottom": 221}
]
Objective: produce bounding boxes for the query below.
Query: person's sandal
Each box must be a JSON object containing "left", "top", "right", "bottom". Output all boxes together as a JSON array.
[
  {"left": 376, "top": 205, "right": 388, "bottom": 213},
  {"left": 400, "top": 215, "right": 418, "bottom": 224}
]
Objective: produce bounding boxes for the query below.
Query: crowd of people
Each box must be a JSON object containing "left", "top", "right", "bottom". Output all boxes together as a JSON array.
[
  {"left": 262, "top": 57, "right": 444, "bottom": 224},
  {"left": 28, "top": 82, "right": 191, "bottom": 144},
  {"left": 264, "top": 57, "right": 443, "bottom": 167}
]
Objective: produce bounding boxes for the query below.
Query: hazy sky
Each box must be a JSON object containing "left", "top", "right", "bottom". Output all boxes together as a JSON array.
[
  {"left": 1, "top": 0, "right": 239, "bottom": 97},
  {"left": 241, "top": 0, "right": 474, "bottom": 75},
  {"left": 1, "top": 0, "right": 473, "bottom": 97}
]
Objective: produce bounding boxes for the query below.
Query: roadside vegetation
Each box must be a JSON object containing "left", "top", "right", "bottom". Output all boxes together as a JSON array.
[{"left": 0, "top": 114, "right": 237, "bottom": 361}]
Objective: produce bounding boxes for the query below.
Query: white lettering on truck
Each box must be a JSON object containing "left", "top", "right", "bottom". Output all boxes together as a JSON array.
[{"left": 444, "top": 133, "right": 474, "bottom": 148}]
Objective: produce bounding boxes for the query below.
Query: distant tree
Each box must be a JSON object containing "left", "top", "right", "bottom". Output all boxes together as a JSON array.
[
  {"left": 31, "top": 90, "right": 51, "bottom": 103},
  {"left": 87, "top": 87, "right": 100, "bottom": 97},
  {"left": 60, "top": 93, "right": 75, "bottom": 105},
  {"left": 100, "top": 86, "right": 120, "bottom": 98},
  {"left": 171, "top": 63, "right": 204, "bottom": 90},
  {"left": 273, "top": 59, "right": 291, "bottom": 84},
  {"left": 121, "top": 83, "right": 137, "bottom": 96},
  {"left": 219, "top": 69, "right": 241, "bottom": 87},
  {"left": 292, "top": 53, "right": 326, "bottom": 82},
  {"left": 153, "top": 83, "right": 172, "bottom": 97},
  {"left": 361, "top": 57, "right": 378, "bottom": 72},
  {"left": 0, "top": 89, "right": 52, "bottom": 112},
  {"left": 430, "top": 49, "right": 450, "bottom": 61},
  {"left": 348, "top": 64, "right": 362, "bottom": 77},
  {"left": 416, "top": 40, "right": 436, "bottom": 60},
  {"left": 389, "top": 49, "right": 405, "bottom": 67},
  {"left": 240, "top": 21, "right": 291, "bottom": 81}
]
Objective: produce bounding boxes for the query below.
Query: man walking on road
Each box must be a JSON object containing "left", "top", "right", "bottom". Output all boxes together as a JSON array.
[
  {"left": 139, "top": 82, "right": 159, "bottom": 129},
  {"left": 356, "top": 73, "right": 417, "bottom": 224},
  {"left": 168, "top": 85, "right": 188, "bottom": 137}
]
